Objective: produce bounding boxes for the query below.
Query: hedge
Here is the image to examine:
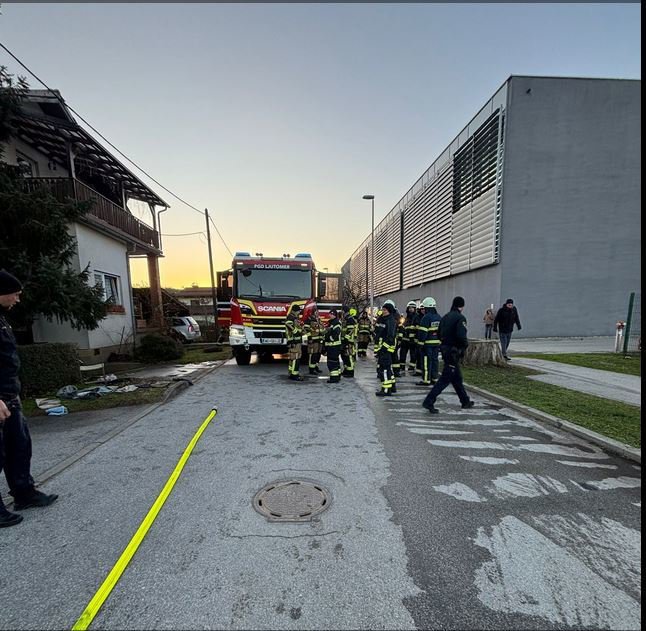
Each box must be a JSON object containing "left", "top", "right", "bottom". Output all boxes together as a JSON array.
[
  {"left": 17, "top": 343, "right": 81, "bottom": 396},
  {"left": 134, "top": 333, "right": 184, "bottom": 363}
]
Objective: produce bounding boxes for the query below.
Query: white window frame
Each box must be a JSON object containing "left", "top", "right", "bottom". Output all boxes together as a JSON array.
[
  {"left": 16, "top": 150, "right": 39, "bottom": 177},
  {"left": 93, "top": 271, "right": 122, "bottom": 305}
]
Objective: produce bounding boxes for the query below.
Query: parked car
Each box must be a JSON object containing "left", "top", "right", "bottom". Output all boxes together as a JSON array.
[{"left": 170, "top": 316, "right": 201, "bottom": 343}]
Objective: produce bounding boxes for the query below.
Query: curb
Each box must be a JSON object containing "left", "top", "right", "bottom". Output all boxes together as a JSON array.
[
  {"left": 26, "top": 360, "right": 227, "bottom": 493},
  {"left": 465, "top": 383, "right": 642, "bottom": 465}
]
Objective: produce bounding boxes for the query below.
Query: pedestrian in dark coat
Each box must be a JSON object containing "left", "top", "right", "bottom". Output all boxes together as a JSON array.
[
  {"left": 422, "top": 296, "right": 474, "bottom": 414},
  {"left": 1, "top": 270, "right": 58, "bottom": 528},
  {"left": 493, "top": 298, "right": 522, "bottom": 360}
]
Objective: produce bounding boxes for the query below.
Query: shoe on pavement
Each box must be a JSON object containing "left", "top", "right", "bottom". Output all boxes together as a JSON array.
[
  {"left": 461, "top": 400, "right": 475, "bottom": 409},
  {"left": 504, "top": 355, "right": 511, "bottom": 361},
  {"left": 375, "top": 390, "right": 392, "bottom": 397},
  {"left": 288, "top": 375, "right": 304, "bottom": 382},
  {"left": 422, "top": 402, "right": 439, "bottom": 414},
  {"left": 13, "top": 490, "right": 59, "bottom": 511},
  {"left": 327, "top": 378, "right": 340, "bottom": 384},
  {"left": 416, "top": 381, "right": 430, "bottom": 386},
  {"left": 0, "top": 510, "right": 23, "bottom": 528}
]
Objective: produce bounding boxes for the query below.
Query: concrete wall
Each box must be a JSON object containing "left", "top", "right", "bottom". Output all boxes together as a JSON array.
[
  {"left": 499, "top": 77, "right": 641, "bottom": 337},
  {"left": 379, "top": 263, "right": 502, "bottom": 339}
]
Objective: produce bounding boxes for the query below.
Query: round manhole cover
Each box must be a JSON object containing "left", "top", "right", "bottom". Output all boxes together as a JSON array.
[{"left": 253, "top": 480, "right": 331, "bottom": 522}]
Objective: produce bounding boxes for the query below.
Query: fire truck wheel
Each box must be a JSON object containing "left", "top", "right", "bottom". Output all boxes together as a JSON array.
[{"left": 234, "top": 349, "right": 252, "bottom": 366}]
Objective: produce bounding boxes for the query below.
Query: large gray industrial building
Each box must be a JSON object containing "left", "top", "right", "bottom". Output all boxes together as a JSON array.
[{"left": 343, "top": 75, "right": 641, "bottom": 339}]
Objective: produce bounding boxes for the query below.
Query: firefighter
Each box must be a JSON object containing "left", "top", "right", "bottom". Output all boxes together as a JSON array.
[
  {"left": 382, "top": 300, "right": 401, "bottom": 391},
  {"left": 374, "top": 302, "right": 397, "bottom": 396},
  {"left": 341, "top": 307, "right": 358, "bottom": 377},
  {"left": 416, "top": 297, "right": 442, "bottom": 386},
  {"left": 400, "top": 300, "right": 418, "bottom": 373},
  {"left": 422, "top": 296, "right": 475, "bottom": 413},
  {"left": 285, "top": 304, "right": 304, "bottom": 381},
  {"left": 414, "top": 303, "right": 425, "bottom": 375},
  {"left": 357, "top": 307, "right": 372, "bottom": 358},
  {"left": 303, "top": 305, "right": 324, "bottom": 375},
  {"left": 324, "top": 309, "right": 343, "bottom": 383}
]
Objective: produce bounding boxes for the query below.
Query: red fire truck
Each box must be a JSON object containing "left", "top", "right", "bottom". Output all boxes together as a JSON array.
[{"left": 227, "top": 252, "right": 341, "bottom": 365}]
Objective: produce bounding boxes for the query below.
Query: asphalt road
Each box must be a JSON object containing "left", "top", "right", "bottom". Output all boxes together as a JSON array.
[{"left": 0, "top": 356, "right": 641, "bottom": 630}]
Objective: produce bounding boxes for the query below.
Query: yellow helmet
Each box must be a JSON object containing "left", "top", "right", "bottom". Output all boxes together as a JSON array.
[{"left": 348, "top": 307, "right": 357, "bottom": 317}]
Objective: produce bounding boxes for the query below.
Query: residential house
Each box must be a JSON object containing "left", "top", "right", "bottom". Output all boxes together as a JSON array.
[{"left": 3, "top": 89, "right": 168, "bottom": 361}]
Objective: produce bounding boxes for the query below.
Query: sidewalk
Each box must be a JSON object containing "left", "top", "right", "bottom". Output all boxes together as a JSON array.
[
  {"left": 510, "top": 336, "right": 615, "bottom": 353},
  {"left": 512, "top": 357, "right": 641, "bottom": 407}
]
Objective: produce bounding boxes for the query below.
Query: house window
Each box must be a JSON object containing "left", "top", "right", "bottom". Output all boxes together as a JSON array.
[
  {"left": 94, "top": 272, "right": 121, "bottom": 305},
  {"left": 16, "top": 151, "right": 39, "bottom": 177}
]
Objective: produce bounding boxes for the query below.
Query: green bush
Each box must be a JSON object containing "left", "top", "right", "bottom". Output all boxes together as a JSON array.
[
  {"left": 18, "top": 343, "right": 81, "bottom": 396},
  {"left": 135, "top": 334, "right": 184, "bottom": 363}
]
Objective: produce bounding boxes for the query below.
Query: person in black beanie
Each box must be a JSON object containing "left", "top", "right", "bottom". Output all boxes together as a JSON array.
[
  {"left": 421, "top": 295, "right": 474, "bottom": 414},
  {"left": 0, "top": 270, "right": 58, "bottom": 528}
]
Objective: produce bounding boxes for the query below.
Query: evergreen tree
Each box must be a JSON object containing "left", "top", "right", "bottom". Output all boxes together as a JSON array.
[{"left": 0, "top": 66, "right": 107, "bottom": 332}]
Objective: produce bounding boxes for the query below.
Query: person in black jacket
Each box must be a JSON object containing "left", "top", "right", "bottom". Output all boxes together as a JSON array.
[
  {"left": 1, "top": 270, "right": 58, "bottom": 528},
  {"left": 324, "top": 310, "right": 343, "bottom": 383},
  {"left": 422, "top": 296, "right": 474, "bottom": 414},
  {"left": 493, "top": 298, "right": 522, "bottom": 360},
  {"left": 374, "top": 303, "right": 397, "bottom": 397}
]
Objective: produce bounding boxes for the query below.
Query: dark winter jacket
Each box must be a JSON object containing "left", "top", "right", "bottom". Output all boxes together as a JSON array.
[
  {"left": 493, "top": 306, "right": 522, "bottom": 334},
  {"left": 438, "top": 308, "right": 469, "bottom": 352},
  {"left": 0, "top": 311, "right": 20, "bottom": 398}
]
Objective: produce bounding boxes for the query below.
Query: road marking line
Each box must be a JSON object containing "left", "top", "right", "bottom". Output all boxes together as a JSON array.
[{"left": 72, "top": 407, "right": 218, "bottom": 630}]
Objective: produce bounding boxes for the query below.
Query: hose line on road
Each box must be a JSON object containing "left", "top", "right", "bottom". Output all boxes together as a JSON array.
[{"left": 71, "top": 407, "right": 219, "bottom": 630}]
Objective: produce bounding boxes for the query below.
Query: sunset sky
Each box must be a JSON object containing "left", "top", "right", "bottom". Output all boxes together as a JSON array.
[{"left": 1, "top": 3, "right": 640, "bottom": 288}]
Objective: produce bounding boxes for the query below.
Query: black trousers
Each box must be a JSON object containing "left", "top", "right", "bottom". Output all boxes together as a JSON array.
[
  {"left": 399, "top": 339, "right": 417, "bottom": 368},
  {"left": 423, "top": 348, "right": 470, "bottom": 407},
  {"left": 377, "top": 349, "right": 394, "bottom": 392},
  {"left": 327, "top": 347, "right": 342, "bottom": 380},
  {"left": 0, "top": 397, "right": 35, "bottom": 509}
]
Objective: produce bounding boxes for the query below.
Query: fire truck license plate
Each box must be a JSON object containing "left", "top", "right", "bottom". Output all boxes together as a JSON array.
[{"left": 260, "top": 338, "right": 283, "bottom": 344}]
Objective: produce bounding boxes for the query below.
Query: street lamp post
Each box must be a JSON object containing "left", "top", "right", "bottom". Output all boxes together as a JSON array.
[{"left": 362, "top": 195, "right": 375, "bottom": 317}]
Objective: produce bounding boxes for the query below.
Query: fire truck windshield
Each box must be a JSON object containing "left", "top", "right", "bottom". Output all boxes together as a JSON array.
[{"left": 236, "top": 267, "right": 312, "bottom": 301}]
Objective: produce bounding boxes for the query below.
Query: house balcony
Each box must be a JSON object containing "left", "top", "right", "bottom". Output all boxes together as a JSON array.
[{"left": 22, "top": 177, "right": 161, "bottom": 255}]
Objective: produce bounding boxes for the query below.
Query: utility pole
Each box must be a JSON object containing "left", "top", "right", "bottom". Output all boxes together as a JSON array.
[{"left": 204, "top": 208, "right": 220, "bottom": 341}]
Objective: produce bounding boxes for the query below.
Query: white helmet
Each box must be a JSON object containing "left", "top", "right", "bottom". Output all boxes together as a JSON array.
[
  {"left": 406, "top": 300, "right": 417, "bottom": 309},
  {"left": 383, "top": 299, "right": 396, "bottom": 309},
  {"left": 422, "top": 297, "right": 436, "bottom": 308}
]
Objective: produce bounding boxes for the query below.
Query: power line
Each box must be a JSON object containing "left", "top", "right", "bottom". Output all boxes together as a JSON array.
[
  {"left": 0, "top": 41, "right": 234, "bottom": 257},
  {"left": 209, "top": 214, "right": 233, "bottom": 257}
]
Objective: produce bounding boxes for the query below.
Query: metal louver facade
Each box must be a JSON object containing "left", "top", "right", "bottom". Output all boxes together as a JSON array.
[{"left": 348, "top": 83, "right": 507, "bottom": 297}]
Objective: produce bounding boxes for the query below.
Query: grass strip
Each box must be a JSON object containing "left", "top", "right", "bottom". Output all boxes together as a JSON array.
[
  {"left": 462, "top": 364, "right": 641, "bottom": 448},
  {"left": 23, "top": 387, "right": 164, "bottom": 417},
  {"left": 517, "top": 352, "right": 641, "bottom": 376}
]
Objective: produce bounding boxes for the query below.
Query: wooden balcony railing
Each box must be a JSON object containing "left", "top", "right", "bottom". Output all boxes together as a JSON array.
[{"left": 22, "top": 177, "right": 160, "bottom": 251}]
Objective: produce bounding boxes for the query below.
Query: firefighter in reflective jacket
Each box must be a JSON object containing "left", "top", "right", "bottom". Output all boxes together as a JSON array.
[
  {"left": 285, "top": 304, "right": 304, "bottom": 381},
  {"left": 382, "top": 300, "right": 401, "bottom": 392},
  {"left": 416, "top": 297, "right": 442, "bottom": 386},
  {"left": 324, "top": 309, "right": 342, "bottom": 383},
  {"left": 400, "top": 300, "right": 418, "bottom": 372},
  {"left": 414, "top": 304, "right": 424, "bottom": 375},
  {"left": 303, "top": 306, "right": 324, "bottom": 375},
  {"left": 341, "top": 307, "right": 358, "bottom": 377},
  {"left": 357, "top": 307, "right": 372, "bottom": 358},
  {"left": 374, "top": 302, "right": 397, "bottom": 396}
]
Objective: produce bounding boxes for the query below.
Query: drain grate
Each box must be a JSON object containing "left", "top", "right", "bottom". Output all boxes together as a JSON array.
[{"left": 253, "top": 480, "right": 331, "bottom": 522}]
